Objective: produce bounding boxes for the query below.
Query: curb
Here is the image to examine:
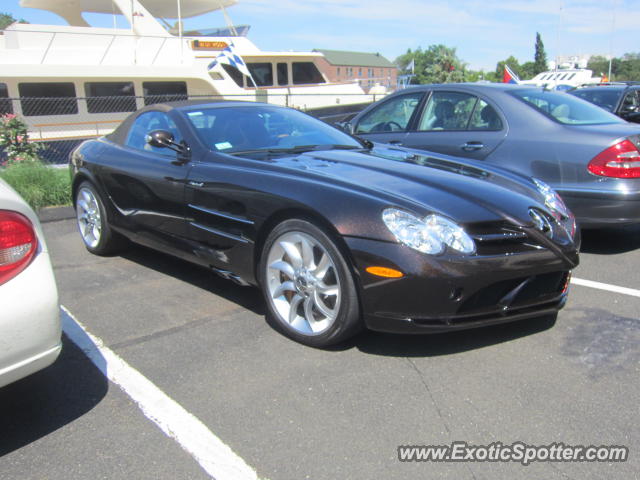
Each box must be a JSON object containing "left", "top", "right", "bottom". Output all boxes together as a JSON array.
[{"left": 38, "top": 205, "right": 75, "bottom": 223}]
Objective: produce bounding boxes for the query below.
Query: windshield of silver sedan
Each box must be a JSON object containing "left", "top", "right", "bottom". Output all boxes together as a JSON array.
[
  {"left": 510, "top": 88, "right": 624, "bottom": 125},
  {"left": 184, "top": 105, "right": 364, "bottom": 156}
]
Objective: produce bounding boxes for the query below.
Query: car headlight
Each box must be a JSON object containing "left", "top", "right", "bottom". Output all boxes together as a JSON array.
[
  {"left": 531, "top": 178, "right": 576, "bottom": 236},
  {"left": 382, "top": 208, "right": 476, "bottom": 255}
]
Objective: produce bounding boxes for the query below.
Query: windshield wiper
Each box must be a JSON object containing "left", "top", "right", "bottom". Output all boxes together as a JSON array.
[{"left": 229, "top": 144, "right": 363, "bottom": 157}]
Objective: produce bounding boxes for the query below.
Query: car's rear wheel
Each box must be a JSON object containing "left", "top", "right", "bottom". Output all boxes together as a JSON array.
[
  {"left": 260, "top": 219, "right": 361, "bottom": 347},
  {"left": 75, "top": 181, "right": 125, "bottom": 255}
]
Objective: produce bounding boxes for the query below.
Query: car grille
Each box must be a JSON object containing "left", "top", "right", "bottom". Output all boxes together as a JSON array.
[
  {"left": 466, "top": 221, "right": 543, "bottom": 255},
  {"left": 457, "top": 271, "right": 569, "bottom": 314}
]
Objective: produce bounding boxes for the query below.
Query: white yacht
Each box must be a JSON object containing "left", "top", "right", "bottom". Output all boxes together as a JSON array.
[
  {"left": 0, "top": 0, "right": 369, "bottom": 142},
  {"left": 519, "top": 62, "right": 601, "bottom": 89}
]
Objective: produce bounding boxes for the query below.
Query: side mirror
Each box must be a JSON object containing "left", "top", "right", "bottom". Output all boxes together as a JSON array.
[
  {"left": 335, "top": 121, "right": 353, "bottom": 134},
  {"left": 146, "top": 130, "right": 174, "bottom": 149},
  {"left": 145, "top": 129, "right": 191, "bottom": 162}
]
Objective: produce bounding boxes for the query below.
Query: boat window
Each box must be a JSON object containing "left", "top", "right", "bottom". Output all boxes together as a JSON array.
[
  {"left": 85, "top": 82, "right": 136, "bottom": 113},
  {"left": 355, "top": 92, "right": 423, "bottom": 134},
  {"left": 143, "top": 82, "right": 188, "bottom": 106},
  {"left": 125, "top": 111, "right": 183, "bottom": 155},
  {"left": 292, "top": 62, "right": 325, "bottom": 85},
  {"left": 18, "top": 83, "right": 78, "bottom": 116},
  {"left": 418, "top": 91, "right": 477, "bottom": 131},
  {"left": 222, "top": 64, "right": 246, "bottom": 87},
  {"left": 247, "top": 63, "right": 273, "bottom": 87},
  {"left": 277, "top": 63, "right": 288, "bottom": 86},
  {"left": 0, "top": 83, "right": 12, "bottom": 115}
]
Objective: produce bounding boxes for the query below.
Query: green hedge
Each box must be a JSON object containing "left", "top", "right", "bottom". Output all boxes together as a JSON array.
[{"left": 0, "top": 161, "right": 71, "bottom": 211}]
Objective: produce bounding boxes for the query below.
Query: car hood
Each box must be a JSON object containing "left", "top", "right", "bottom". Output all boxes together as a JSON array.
[{"left": 271, "top": 145, "right": 552, "bottom": 228}]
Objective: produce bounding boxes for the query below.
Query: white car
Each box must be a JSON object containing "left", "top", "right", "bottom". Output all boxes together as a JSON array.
[{"left": 0, "top": 177, "right": 61, "bottom": 388}]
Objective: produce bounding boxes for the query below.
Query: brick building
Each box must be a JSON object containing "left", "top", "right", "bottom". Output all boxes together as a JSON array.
[{"left": 313, "top": 49, "right": 398, "bottom": 92}]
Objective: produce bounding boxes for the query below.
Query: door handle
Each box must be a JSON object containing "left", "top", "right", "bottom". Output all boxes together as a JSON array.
[
  {"left": 461, "top": 142, "right": 484, "bottom": 151},
  {"left": 188, "top": 181, "right": 204, "bottom": 187},
  {"left": 388, "top": 140, "right": 403, "bottom": 145}
]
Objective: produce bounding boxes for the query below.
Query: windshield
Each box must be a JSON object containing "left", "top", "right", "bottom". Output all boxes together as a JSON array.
[
  {"left": 184, "top": 105, "right": 362, "bottom": 154},
  {"left": 510, "top": 88, "right": 624, "bottom": 125},
  {"left": 568, "top": 88, "right": 623, "bottom": 112}
]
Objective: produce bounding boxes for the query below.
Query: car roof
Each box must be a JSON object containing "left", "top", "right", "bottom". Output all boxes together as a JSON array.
[
  {"left": 391, "top": 83, "right": 547, "bottom": 95},
  {"left": 106, "top": 100, "right": 279, "bottom": 145}
]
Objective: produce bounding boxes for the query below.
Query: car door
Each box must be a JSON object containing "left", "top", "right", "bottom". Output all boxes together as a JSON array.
[
  {"left": 401, "top": 91, "right": 508, "bottom": 161},
  {"left": 99, "top": 110, "right": 190, "bottom": 245},
  {"left": 353, "top": 91, "right": 425, "bottom": 145}
]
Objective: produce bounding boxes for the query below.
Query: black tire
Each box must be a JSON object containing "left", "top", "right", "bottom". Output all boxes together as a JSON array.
[
  {"left": 259, "top": 218, "right": 362, "bottom": 347},
  {"left": 74, "top": 181, "right": 126, "bottom": 255}
]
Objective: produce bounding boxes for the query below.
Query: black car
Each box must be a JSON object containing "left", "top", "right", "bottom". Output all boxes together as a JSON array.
[
  {"left": 345, "top": 83, "right": 640, "bottom": 228},
  {"left": 569, "top": 82, "right": 640, "bottom": 123},
  {"left": 70, "top": 101, "right": 579, "bottom": 347}
]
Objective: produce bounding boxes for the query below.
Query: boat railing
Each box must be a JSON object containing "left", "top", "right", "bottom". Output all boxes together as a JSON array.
[{"left": 5, "top": 27, "right": 193, "bottom": 65}]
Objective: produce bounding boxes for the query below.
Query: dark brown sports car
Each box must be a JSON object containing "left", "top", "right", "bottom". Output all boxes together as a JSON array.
[{"left": 70, "top": 100, "right": 579, "bottom": 346}]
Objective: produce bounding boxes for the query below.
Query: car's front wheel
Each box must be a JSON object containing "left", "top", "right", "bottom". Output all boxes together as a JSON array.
[
  {"left": 260, "top": 219, "right": 362, "bottom": 347},
  {"left": 75, "top": 181, "right": 125, "bottom": 255}
]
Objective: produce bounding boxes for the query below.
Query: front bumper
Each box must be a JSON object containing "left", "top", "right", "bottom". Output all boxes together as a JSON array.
[{"left": 345, "top": 237, "right": 576, "bottom": 334}]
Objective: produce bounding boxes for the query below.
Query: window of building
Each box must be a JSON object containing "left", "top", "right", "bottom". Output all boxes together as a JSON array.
[
  {"left": 337, "top": 67, "right": 341, "bottom": 76},
  {"left": 85, "top": 82, "right": 136, "bottom": 113},
  {"left": 368, "top": 68, "right": 374, "bottom": 78},
  {"left": 347, "top": 67, "right": 353, "bottom": 77},
  {"left": 358, "top": 68, "right": 362, "bottom": 76},
  {"left": 247, "top": 63, "right": 274, "bottom": 87},
  {"left": 143, "top": 82, "right": 188, "bottom": 106},
  {"left": 277, "top": 63, "right": 289, "bottom": 86},
  {"left": 18, "top": 83, "right": 78, "bottom": 116},
  {"left": 0, "top": 83, "right": 13, "bottom": 115},
  {"left": 292, "top": 62, "right": 325, "bottom": 85}
]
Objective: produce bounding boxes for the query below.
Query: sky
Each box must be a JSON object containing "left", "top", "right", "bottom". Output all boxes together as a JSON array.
[{"left": 2, "top": 0, "right": 639, "bottom": 72}]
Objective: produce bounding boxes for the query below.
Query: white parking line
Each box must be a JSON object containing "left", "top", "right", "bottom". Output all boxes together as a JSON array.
[
  {"left": 60, "top": 306, "right": 258, "bottom": 480},
  {"left": 571, "top": 277, "right": 640, "bottom": 298}
]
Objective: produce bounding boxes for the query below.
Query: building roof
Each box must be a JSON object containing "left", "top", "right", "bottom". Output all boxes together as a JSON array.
[{"left": 314, "top": 49, "right": 396, "bottom": 68}]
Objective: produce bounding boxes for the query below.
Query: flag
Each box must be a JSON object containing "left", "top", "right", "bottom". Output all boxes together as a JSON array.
[
  {"left": 208, "top": 43, "right": 256, "bottom": 86},
  {"left": 503, "top": 65, "right": 520, "bottom": 84},
  {"left": 406, "top": 59, "right": 415, "bottom": 73}
]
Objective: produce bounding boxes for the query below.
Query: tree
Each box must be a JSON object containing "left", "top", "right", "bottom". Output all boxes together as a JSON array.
[
  {"left": 534, "top": 32, "right": 548, "bottom": 74},
  {"left": 395, "top": 45, "right": 467, "bottom": 84},
  {"left": 0, "top": 13, "right": 28, "bottom": 30}
]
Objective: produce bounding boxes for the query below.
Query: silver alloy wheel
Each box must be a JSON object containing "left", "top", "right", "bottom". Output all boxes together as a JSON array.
[
  {"left": 76, "top": 186, "right": 102, "bottom": 249},
  {"left": 266, "top": 231, "right": 341, "bottom": 335}
]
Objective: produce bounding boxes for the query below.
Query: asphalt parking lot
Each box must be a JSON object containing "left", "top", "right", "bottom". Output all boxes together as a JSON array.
[{"left": 1, "top": 213, "right": 639, "bottom": 480}]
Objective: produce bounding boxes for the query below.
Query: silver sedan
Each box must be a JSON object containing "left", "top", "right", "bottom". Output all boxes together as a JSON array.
[
  {"left": 347, "top": 83, "right": 640, "bottom": 228},
  {"left": 0, "top": 178, "right": 61, "bottom": 388}
]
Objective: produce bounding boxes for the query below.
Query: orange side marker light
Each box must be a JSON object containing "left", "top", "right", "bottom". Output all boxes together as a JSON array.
[{"left": 366, "top": 266, "right": 404, "bottom": 278}]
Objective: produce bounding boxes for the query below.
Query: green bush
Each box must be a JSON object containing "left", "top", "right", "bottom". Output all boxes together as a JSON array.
[{"left": 0, "top": 161, "right": 71, "bottom": 211}]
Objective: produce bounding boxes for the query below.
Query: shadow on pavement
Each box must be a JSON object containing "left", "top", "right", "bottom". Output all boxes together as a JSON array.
[
  {"left": 120, "top": 244, "right": 265, "bottom": 316},
  {"left": 580, "top": 224, "right": 640, "bottom": 254},
  {"left": 116, "top": 241, "right": 557, "bottom": 358},
  {"left": 347, "top": 314, "right": 558, "bottom": 357},
  {"left": 0, "top": 334, "right": 108, "bottom": 456}
]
